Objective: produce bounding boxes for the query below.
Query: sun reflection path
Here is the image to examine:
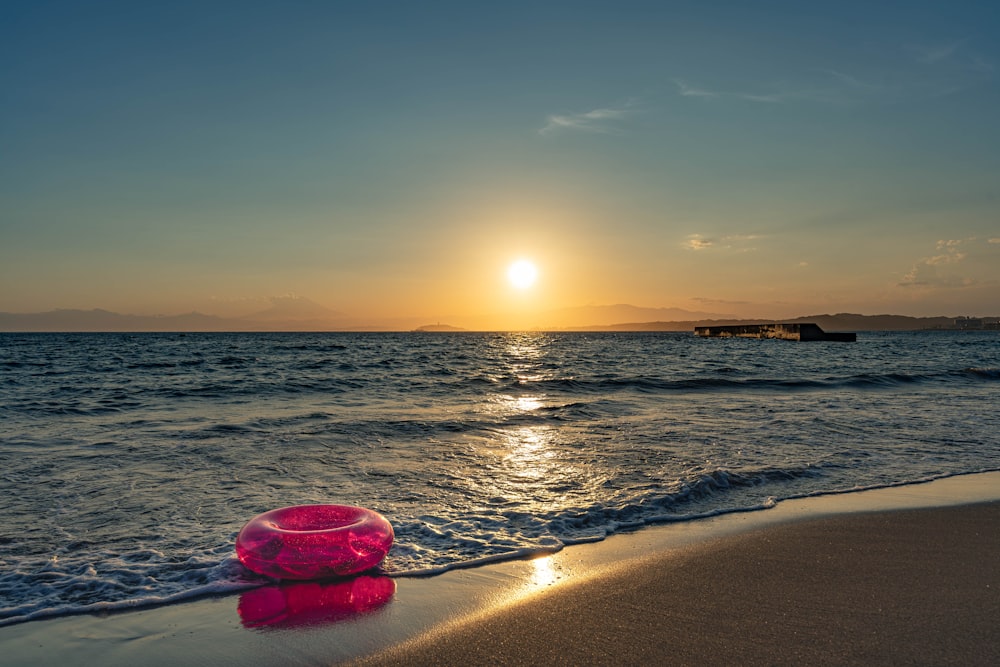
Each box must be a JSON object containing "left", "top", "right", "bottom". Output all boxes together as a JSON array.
[
  {"left": 512, "top": 395, "right": 543, "bottom": 412},
  {"left": 493, "top": 332, "right": 552, "bottom": 384},
  {"left": 471, "top": 332, "right": 605, "bottom": 530},
  {"left": 501, "top": 333, "right": 546, "bottom": 361},
  {"left": 502, "top": 427, "right": 557, "bottom": 485}
]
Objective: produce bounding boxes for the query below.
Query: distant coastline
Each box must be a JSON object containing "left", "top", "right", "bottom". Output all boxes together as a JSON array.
[
  {"left": 559, "top": 314, "right": 1000, "bottom": 333},
  {"left": 1, "top": 308, "right": 997, "bottom": 333},
  {"left": 413, "top": 324, "right": 468, "bottom": 332}
]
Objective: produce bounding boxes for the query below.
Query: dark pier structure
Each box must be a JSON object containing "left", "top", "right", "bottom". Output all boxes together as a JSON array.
[{"left": 694, "top": 323, "right": 856, "bottom": 342}]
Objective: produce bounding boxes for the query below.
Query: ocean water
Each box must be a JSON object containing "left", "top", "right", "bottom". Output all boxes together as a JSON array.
[{"left": 1, "top": 331, "right": 998, "bottom": 626}]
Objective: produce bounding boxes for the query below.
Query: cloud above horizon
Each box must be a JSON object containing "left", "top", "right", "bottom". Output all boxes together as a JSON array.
[
  {"left": 683, "top": 233, "right": 761, "bottom": 252},
  {"left": 673, "top": 78, "right": 789, "bottom": 103},
  {"left": 672, "top": 37, "right": 994, "bottom": 110},
  {"left": 539, "top": 104, "right": 634, "bottom": 135},
  {"left": 898, "top": 239, "right": 978, "bottom": 289},
  {"left": 912, "top": 40, "right": 967, "bottom": 65},
  {"left": 821, "top": 69, "right": 883, "bottom": 91}
]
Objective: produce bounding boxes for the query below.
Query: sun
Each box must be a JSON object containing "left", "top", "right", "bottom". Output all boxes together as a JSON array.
[{"left": 507, "top": 259, "right": 538, "bottom": 289}]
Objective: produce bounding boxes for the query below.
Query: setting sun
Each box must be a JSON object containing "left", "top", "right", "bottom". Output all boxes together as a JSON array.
[{"left": 507, "top": 260, "right": 538, "bottom": 289}]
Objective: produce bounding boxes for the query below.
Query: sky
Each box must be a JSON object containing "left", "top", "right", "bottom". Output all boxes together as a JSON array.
[{"left": 2, "top": 0, "right": 999, "bottom": 329}]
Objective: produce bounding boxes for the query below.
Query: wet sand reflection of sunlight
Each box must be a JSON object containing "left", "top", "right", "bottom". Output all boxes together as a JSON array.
[
  {"left": 504, "top": 554, "right": 569, "bottom": 603},
  {"left": 529, "top": 555, "right": 560, "bottom": 589}
]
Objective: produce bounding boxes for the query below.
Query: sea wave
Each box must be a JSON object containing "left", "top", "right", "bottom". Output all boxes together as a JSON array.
[{"left": 473, "top": 368, "right": 1000, "bottom": 395}]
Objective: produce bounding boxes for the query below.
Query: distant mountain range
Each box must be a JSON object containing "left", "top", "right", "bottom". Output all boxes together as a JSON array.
[
  {"left": 0, "top": 304, "right": 989, "bottom": 333},
  {"left": 0, "top": 309, "right": 241, "bottom": 332},
  {"left": 0, "top": 297, "right": 354, "bottom": 332},
  {"left": 0, "top": 300, "right": 739, "bottom": 332},
  {"left": 243, "top": 295, "right": 346, "bottom": 322},
  {"left": 537, "top": 304, "right": 736, "bottom": 328}
]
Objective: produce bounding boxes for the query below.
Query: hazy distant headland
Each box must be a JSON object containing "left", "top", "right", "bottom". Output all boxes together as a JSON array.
[
  {"left": 1, "top": 305, "right": 996, "bottom": 333},
  {"left": 414, "top": 324, "right": 468, "bottom": 332}
]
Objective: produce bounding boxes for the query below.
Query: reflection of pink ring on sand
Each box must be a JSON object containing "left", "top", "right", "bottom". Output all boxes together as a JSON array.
[
  {"left": 236, "top": 505, "right": 394, "bottom": 580},
  {"left": 237, "top": 576, "right": 397, "bottom": 628}
]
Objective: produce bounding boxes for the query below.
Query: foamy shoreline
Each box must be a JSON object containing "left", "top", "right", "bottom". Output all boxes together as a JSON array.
[{"left": 2, "top": 471, "right": 999, "bottom": 665}]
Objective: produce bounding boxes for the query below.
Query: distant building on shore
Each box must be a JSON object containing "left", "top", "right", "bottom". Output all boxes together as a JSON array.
[
  {"left": 694, "top": 323, "right": 856, "bottom": 342},
  {"left": 954, "top": 317, "right": 1000, "bottom": 330}
]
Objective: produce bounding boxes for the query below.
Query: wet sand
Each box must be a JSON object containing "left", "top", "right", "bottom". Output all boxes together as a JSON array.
[{"left": 359, "top": 502, "right": 1000, "bottom": 666}]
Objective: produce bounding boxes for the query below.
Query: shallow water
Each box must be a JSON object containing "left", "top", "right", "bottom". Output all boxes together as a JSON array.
[{"left": 1, "top": 331, "right": 998, "bottom": 625}]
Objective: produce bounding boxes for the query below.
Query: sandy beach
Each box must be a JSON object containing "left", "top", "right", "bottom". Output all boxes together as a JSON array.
[
  {"left": 3, "top": 473, "right": 999, "bottom": 666},
  {"left": 360, "top": 501, "right": 1000, "bottom": 666}
]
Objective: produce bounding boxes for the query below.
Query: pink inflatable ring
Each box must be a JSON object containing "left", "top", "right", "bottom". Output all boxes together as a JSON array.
[{"left": 236, "top": 504, "right": 394, "bottom": 580}]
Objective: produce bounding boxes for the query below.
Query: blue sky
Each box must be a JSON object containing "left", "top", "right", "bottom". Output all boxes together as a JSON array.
[{"left": 2, "top": 1, "right": 998, "bottom": 327}]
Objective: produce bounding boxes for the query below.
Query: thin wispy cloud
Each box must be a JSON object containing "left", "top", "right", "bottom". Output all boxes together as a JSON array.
[
  {"left": 684, "top": 234, "right": 715, "bottom": 250},
  {"left": 970, "top": 56, "right": 995, "bottom": 74},
  {"left": 738, "top": 92, "right": 787, "bottom": 103},
  {"left": 683, "top": 233, "right": 761, "bottom": 251},
  {"left": 672, "top": 79, "right": 820, "bottom": 105},
  {"left": 913, "top": 40, "right": 966, "bottom": 64},
  {"left": 926, "top": 240, "right": 967, "bottom": 266},
  {"left": 898, "top": 239, "right": 977, "bottom": 289},
  {"left": 674, "top": 40, "right": 994, "bottom": 110},
  {"left": 821, "top": 69, "right": 883, "bottom": 90},
  {"left": 673, "top": 79, "right": 719, "bottom": 99},
  {"left": 907, "top": 38, "right": 994, "bottom": 95},
  {"left": 539, "top": 104, "right": 633, "bottom": 135}
]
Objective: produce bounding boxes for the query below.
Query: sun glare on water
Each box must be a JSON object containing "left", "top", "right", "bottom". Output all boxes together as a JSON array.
[{"left": 507, "top": 260, "right": 538, "bottom": 289}]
